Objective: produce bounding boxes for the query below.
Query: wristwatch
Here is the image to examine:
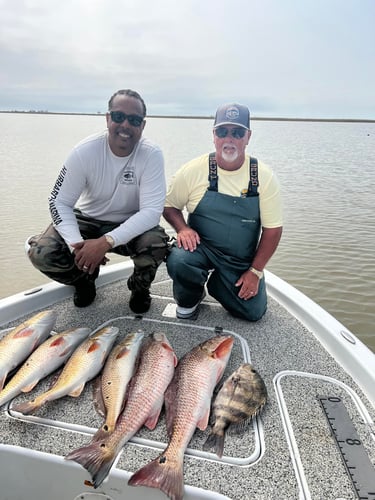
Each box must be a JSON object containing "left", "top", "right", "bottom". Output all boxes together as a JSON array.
[
  {"left": 249, "top": 266, "right": 264, "bottom": 279},
  {"left": 105, "top": 235, "right": 115, "bottom": 248}
]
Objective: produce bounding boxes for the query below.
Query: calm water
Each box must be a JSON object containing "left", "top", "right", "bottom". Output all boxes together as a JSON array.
[{"left": 1, "top": 113, "right": 374, "bottom": 352}]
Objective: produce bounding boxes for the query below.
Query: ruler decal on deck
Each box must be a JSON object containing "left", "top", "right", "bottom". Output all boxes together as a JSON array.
[{"left": 319, "top": 396, "right": 375, "bottom": 500}]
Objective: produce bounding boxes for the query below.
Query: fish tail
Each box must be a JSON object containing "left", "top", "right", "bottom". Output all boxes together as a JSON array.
[
  {"left": 11, "top": 399, "right": 42, "bottom": 415},
  {"left": 128, "top": 454, "right": 184, "bottom": 500},
  {"left": 203, "top": 431, "right": 225, "bottom": 458},
  {"left": 65, "top": 439, "right": 117, "bottom": 488},
  {"left": 90, "top": 423, "right": 116, "bottom": 442}
]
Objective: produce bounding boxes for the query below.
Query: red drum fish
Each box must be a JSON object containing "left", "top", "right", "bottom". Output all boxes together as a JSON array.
[
  {"left": 0, "top": 327, "right": 90, "bottom": 407},
  {"left": 128, "top": 334, "right": 234, "bottom": 500},
  {"left": 0, "top": 310, "right": 57, "bottom": 390},
  {"left": 65, "top": 332, "right": 177, "bottom": 488},
  {"left": 94, "top": 330, "right": 144, "bottom": 434},
  {"left": 11, "top": 326, "right": 119, "bottom": 415}
]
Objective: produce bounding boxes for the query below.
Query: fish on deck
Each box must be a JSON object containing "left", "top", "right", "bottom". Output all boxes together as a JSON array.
[
  {"left": 11, "top": 326, "right": 119, "bottom": 415},
  {"left": 0, "top": 310, "right": 57, "bottom": 391},
  {"left": 93, "top": 329, "right": 145, "bottom": 434},
  {"left": 128, "top": 334, "right": 234, "bottom": 500},
  {"left": 0, "top": 327, "right": 90, "bottom": 407},
  {"left": 203, "top": 362, "right": 268, "bottom": 458},
  {"left": 65, "top": 332, "right": 178, "bottom": 489}
]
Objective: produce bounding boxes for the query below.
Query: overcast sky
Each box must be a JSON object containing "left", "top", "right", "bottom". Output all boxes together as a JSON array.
[{"left": 1, "top": 0, "right": 374, "bottom": 119}]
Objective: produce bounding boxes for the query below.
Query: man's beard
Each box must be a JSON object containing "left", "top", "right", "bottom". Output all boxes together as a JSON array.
[{"left": 221, "top": 143, "right": 239, "bottom": 163}]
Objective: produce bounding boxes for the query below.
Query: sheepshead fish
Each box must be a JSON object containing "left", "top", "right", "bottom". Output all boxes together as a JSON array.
[
  {"left": 0, "top": 327, "right": 90, "bottom": 408},
  {"left": 65, "top": 332, "right": 177, "bottom": 489},
  {"left": 11, "top": 326, "right": 119, "bottom": 415},
  {"left": 94, "top": 329, "right": 145, "bottom": 434},
  {"left": 203, "top": 363, "right": 267, "bottom": 458},
  {"left": 0, "top": 310, "right": 57, "bottom": 390},
  {"left": 128, "top": 334, "right": 234, "bottom": 500}
]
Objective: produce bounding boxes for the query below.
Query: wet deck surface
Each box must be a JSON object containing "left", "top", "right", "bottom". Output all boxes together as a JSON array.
[{"left": 1, "top": 267, "right": 375, "bottom": 499}]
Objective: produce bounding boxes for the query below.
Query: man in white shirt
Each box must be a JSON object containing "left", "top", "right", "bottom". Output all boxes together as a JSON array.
[{"left": 27, "top": 89, "right": 169, "bottom": 313}]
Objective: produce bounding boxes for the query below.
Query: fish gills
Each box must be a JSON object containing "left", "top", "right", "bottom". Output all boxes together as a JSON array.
[
  {"left": 203, "top": 363, "right": 267, "bottom": 458},
  {"left": 128, "top": 334, "right": 234, "bottom": 500},
  {"left": 96, "top": 329, "right": 145, "bottom": 435},
  {"left": 11, "top": 326, "right": 119, "bottom": 415},
  {"left": 0, "top": 327, "right": 90, "bottom": 407},
  {"left": 65, "top": 332, "right": 177, "bottom": 489},
  {"left": 0, "top": 310, "right": 57, "bottom": 390}
]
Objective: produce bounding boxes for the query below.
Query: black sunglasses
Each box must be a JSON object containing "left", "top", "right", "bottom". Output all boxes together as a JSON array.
[
  {"left": 214, "top": 127, "right": 247, "bottom": 139},
  {"left": 110, "top": 111, "right": 144, "bottom": 127}
]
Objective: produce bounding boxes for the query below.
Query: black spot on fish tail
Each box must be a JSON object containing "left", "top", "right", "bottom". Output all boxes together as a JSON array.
[
  {"left": 129, "top": 455, "right": 184, "bottom": 500},
  {"left": 65, "top": 440, "right": 117, "bottom": 488}
]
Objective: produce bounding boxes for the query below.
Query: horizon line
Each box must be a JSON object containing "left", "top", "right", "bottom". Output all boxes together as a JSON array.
[{"left": 1, "top": 110, "right": 374, "bottom": 124}]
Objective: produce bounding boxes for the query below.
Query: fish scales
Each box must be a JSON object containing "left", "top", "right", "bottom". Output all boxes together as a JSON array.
[
  {"left": 96, "top": 330, "right": 144, "bottom": 434},
  {"left": 11, "top": 326, "right": 119, "bottom": 415},
  {"left": 128, "top": 334, "right": 234, "bottom": 500},
  {"left": 0, "top": 327, "right": 90, "bottom": 407},
  {"left": 65, "top": 332, "right": 177, "bottom": 489},
  {"left": 203, "top": 363, "right": 267, "bottom": 458},
  {"left": 0, "top": 310, "right": 57, "bottom": 390}
]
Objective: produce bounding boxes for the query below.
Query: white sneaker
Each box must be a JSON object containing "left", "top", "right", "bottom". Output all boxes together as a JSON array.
[{"left": 176, "top": 291, "right": 206, "bottom": 319}]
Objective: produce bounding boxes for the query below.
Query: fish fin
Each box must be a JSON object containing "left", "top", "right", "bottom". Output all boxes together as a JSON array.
[
  {"left": 68, "top": 383, "right": 85, "bottom": 397},
  {"left": 11, "top": 398, "right": 42, "bottom": 415},
  {"left": 21, "top": 380, "right": 40, "bottom": 393},
  {"left": 13, "top": 327, "right": 33, "bottom": 339},
  {"left": 213, "top": 337, "right": 234, "bottom": 359},
  {"left": 128, "top": 453, "right": 184, "bottom": 500},
  {"left": 0, "top": 374, "right": 7, "bottom": 392},
  {"left": 49, "top": 336, "right": 65, "bottom": 348},
  {"left": 92, "top": 376, "right": 106, "bottom": 418},
  {"left": 144, "top": 397, "right": 164, "bottom": 430},
  {"left": 88, "top": 341, "right": 101, "bottom": 353},
  {"left": 197, "top": 407, "right": 210, "bottom": 431},
  {"left": 65, "top": 439, "right": 117, "bottom": 488},
  {"left": 115, "top": 346, "right": 130, "bottom": 359},
  {"left": 161, "top": 342, "right": 178, "bottom": 367},
  {"left": 203, "top": 431, "right": 225, "bottom": 458}
]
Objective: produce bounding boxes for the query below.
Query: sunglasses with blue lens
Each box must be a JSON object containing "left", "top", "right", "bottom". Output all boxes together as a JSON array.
[
  {"left": 214, "top": 127, "right": 247, "bottom": 139},
  {"left": 110, "top": 111, "right": 144, "bottom": 127}
]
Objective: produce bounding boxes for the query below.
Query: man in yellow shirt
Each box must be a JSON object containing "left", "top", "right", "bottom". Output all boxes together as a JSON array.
[{"left": 163, "top": 103, "right": 283, "bottom": 320}]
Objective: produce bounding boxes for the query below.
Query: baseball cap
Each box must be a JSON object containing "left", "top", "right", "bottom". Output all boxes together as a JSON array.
[{"left": 213, "top": 103, "right": 250, "bottom": 130}]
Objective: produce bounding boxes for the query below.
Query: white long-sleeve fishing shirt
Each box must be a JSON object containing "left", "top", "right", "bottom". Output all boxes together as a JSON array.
[{"left": 48, "top": 131, "right": 166, "bottom": 247}]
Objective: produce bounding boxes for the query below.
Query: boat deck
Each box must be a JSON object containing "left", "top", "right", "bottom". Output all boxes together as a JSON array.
[{"left": 1, "top": 265, "right": 374, "bottom": 500}]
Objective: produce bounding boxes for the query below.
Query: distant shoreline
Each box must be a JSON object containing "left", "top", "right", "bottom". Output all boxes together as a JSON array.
[{"left": 1, "top": 110, "right": 374, "bottom": 123}]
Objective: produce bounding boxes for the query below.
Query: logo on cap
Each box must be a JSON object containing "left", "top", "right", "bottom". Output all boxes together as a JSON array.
[{"left": 225, "top": 106, "right": 240, "bottom": 120}]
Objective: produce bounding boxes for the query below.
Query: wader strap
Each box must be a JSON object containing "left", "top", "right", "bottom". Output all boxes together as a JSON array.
[
  {"left": 208, "top": 152, "right": 218, "bottom": 191},
  {"left": 207, "top": 153, "right": 259, "bottom": 196},
  {"left": 248, "top": 157, "right": 259, "bottom": 197}
]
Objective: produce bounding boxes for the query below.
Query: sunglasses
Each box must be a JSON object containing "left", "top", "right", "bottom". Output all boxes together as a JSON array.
[
  {"left": 109, "top": 111, "right": 144, "bottom": 127},
  {"left": 214, "top": 127, "right": 247, "bottom": 139}
]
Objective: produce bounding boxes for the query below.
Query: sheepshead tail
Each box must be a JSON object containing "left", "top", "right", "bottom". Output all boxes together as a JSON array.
[
  {"left": 128, "top": 453, "right": 183, "bottom": 500},
  {"left": 65, "top": 440, "right": 117, "bottom": 489},
  {"left": 203, "top": 430, "right": 226, "bottom": 458}
]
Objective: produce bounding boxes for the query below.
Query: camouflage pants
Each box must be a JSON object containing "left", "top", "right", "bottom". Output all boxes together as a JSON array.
[{"left": 27, "top": 210, "right": 170, "bottom": 291}]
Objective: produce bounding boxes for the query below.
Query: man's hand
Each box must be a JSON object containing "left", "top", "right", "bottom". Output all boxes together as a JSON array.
[
  {"left": 72, "top": 237, "right": 110, "bottom": 274},
  {"left": 176, "top": 227, "right": 200, "bottom": 252},
  {"left": 235, "top": 269, "right": 260, "bottom": 300}
]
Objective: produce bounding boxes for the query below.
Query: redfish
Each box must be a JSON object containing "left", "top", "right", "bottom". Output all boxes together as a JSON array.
[
  {"left": 11, "top": 326, "right": 119, "bottom": 415},
  {"left": 203, "top": 363, "right": 267, "bottom": 458},
  {"left": 0, "top": 310, "right": 57, "bottom": 390},
  {"left": 65, "top": 332, "right": 177, "bottom": 488},
  {"left": 0, "top": 327, "right": 90, "bottom": 407},
  {"left": 128, "top": 334, "right": 234, "bottom": 500},
  {"left": 94, "top": 330, "right": 144, "bottom": 434}
]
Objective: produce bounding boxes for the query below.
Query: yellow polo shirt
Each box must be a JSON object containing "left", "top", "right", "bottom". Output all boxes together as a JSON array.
[{"left": 165, "top": 153, "right": 283, "bottom": 228}]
